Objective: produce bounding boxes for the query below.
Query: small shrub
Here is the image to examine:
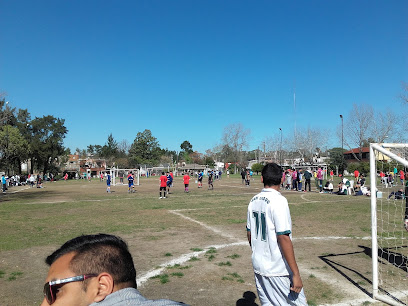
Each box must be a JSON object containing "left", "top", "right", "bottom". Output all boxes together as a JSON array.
[
  {"left": 206, "top": 247, "right": 217, "bottom": 254},
  {"left": 190, "top": 248, "right": 203, "bottom": 252},
  {"left": 189, "top": 256, "right": 200, "bottom": 262},
  {"left": 218, "top": 261, "right": 232, "bottom": 266},
  {"left": 227, "top": 254, "right": 240, "bottom": 259},
  {"left": 171, "top": 272, "right": 184, "bottom": 277}
]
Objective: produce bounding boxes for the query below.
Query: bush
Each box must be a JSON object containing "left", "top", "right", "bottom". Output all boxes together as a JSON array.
[
  {"left": 347, "top": 162, "right": 370, "bottom": 176},
  {"left": 251, "top": 163, "right": 264, "bottom": 175}
]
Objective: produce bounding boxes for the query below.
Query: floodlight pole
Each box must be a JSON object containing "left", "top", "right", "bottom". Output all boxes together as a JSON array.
[
  {"left": 279, "top": 128, "right": 282, "bottom": 166},
  {"left": 340, "top": 114, "right": 344, "bottom": 174}
]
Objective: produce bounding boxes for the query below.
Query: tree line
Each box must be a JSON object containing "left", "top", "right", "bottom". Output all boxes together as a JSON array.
[{"left": 0, "top": 98, "right": 68, "bottom": 175}]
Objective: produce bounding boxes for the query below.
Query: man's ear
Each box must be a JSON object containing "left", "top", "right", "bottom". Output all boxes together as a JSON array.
[
  {"left": 93, "top": 273, "right": 114, "bottom": 302},
  {"left": 261, "top": 176, "right": 263, "bottom": 183}
]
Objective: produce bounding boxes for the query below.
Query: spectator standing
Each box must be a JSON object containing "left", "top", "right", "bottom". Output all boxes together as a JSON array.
[{"left": 304, "top": 169, "right": 312, "bottom": 192}]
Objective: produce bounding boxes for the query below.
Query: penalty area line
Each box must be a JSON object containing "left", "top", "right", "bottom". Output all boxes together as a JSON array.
[{"left": 169, "top": 210, "right": 239, "bottom": 241}]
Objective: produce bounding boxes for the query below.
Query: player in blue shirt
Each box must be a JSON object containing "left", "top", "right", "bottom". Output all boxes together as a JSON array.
[
  {"left": 128, "top": 172, "right": 135, "bottom": 193},
  {"left": 166, "top": 172, "right": 173, "bottom": 194},
  {"left": 106, "top": 174, "right": 111, "bottom": 193},
  {"left": 198, "top": 171, "right": 203, "bottom": 188}
]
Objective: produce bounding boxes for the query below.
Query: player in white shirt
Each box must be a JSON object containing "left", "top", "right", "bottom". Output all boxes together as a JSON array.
[{"left": 247, "top": 163, "right": 307, "bottom": 305}]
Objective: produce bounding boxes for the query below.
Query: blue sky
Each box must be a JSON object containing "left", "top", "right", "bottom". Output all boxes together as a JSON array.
[{"left": 1, "top": 0, "right": 407, "bottom": 154}]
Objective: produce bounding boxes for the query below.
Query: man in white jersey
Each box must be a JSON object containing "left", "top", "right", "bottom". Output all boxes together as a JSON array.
[{"left": 247, "top": 163, "right": 307, "bottom": 305}]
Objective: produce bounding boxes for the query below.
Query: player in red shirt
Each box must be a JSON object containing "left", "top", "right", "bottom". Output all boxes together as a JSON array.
[
  {"left": 170, "top": 172, "right": 174, "bottom": 187},
  {"left": 183, "top": 173, "right": 190, "bottom": 193},
  {"left": 354, "top": 169, "right": 359, "bottom": 180},
  {"left": 159, "top": 172, "right": 167, "bottom": 199}
]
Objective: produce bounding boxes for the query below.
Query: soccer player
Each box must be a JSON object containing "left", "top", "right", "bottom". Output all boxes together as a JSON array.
[
  {"left": 166, "top": 172, "right": 173, "bottom": 194},
  {"left": 106, "top": 173, "right": 111, "bottom": 193},
  {"left": 160, "top": 172, "right": 167, "bottom": 198},
  {"left": 127, "top": 172, "right": 135, "bottom": 193},
  {"left": 170, "top": 171, "right": 174, "bottom": 187},
  {"left": 183, "top": 172, "right": 190, "bottom": 193},
  {"left": 246, "top": 163, "right": 307, "bottom": 305},
  {"left": 198, "top": 170, "right": 203, "bottom": 188},
  {"left": 208, "top": 170, "right": 214, "bottom": 190},
  {"left": 405, "top": 178, "right": 408, "bottom": 231}
]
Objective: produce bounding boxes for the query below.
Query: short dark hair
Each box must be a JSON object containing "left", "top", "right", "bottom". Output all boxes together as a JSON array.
[
  {"left": 46, "top": 234, "right": 137, "bottom": 288},
  {"left": 261, "top": 163, "right": 282, "bottom": 187}
]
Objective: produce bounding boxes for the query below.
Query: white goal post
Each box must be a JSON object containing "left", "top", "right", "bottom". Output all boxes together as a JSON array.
[
  {"left": 110, "top": 168, "right": 140, "bottom": 186},
  {"left": 370, "top": 143, "right": 408, "bottom": 305}
]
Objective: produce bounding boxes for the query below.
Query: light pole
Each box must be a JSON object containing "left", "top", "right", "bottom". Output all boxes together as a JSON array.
[
  {"left": 279, "top": 128, "right": 282, "bottom": 166},
  {"left": 340, "top": 115, "right": 344, "bottom": 175}
]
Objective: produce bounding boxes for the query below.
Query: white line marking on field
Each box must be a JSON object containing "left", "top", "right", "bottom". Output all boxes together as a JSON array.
[
  {"left": 300, "top": 193, "right": 317, "bottom": 202},
  {"left": 169, "top": 210, "right": 239, "bottom": 241},
  {"left": 219, "top": 184, "right": 261, "bottom": 189},
  {"left": 294, "top": 236, "right": 371, "bottom": 241},
  {"left": 137, "top": 241, "right": 247, "bottom": 288},
  {"left": 3, "top": 186, "right": 31, "bottom": 194},
  {"left": 172, "top": 205, "right": 246, "bottom": 212}
]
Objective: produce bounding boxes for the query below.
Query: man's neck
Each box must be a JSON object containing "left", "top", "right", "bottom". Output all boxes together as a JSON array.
[{"left": 264, "top": 185, "right": 280, "bottom": 191}]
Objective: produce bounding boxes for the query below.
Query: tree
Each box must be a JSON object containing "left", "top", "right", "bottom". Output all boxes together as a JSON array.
[
  {"left": 0, "top": 99, "right": 17, "bottom": 126},
  {"left": 343, "top": 104, "right": 374, "bottom": 161},
  {"left": 128, "top": 129, "right": 161, "bottom": 166},
  {"left": 101, "top": 134, "right": 119, "bottom": 164},
  {"left": 204, "top": 156, "right": 215, "bottom": 167},
  {"left": 222, "top": 123, "right": 250, "bottom": 173},
  {"left": 251, "top": 163, "right": 264, "bottom": 175},
  {"left": 180, "top": 140, "right": 193, "bottom": 154},
  {"left": 291, "top": 127, "right": 328, "bottom": 163},
  {"left": 328, "top": 147, "right": 347, "bottom": 175},
  {"left": 117, "top": 140, "right": 130, "bottom": 157},
  {"left": 343, "top": 103, "right": 398, "bottom": 161},
  {"left": 371, "top": 111, "right": 397, "bottom": 143},
  {"left": 30, "top": 115, "right": 68, "bottom": 174},
  {"left": 0, "top": 125, "right": 29, "bottom": 175}
]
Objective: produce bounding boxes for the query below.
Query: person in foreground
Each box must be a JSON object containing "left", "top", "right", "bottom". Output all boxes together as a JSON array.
[
  {"left": 246, "top": 163, "right": 307, "bottom": 305},
  {"left": 41, "top": 233, "right": 185, "bottom": 305}
]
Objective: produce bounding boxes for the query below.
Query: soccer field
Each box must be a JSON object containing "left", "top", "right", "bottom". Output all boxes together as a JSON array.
[{"left": 0, "top": 175, "right": 390, "bottom": 305}]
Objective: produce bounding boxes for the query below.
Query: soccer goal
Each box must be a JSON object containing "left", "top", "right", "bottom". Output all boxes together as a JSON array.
[
  {"left": 370, "top": 143, "right": 408, "bottom": 305},
  {"left": 110, "top": 168, "right": 140, "bottom": 186}
]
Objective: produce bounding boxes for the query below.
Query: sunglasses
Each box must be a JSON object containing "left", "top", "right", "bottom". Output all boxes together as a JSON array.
[{"left": 43, "top": 274, "right": 97, "bottom": 305}]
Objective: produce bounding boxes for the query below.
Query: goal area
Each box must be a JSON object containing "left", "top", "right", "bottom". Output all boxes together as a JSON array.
[
  {"left": 370, "top": 143, "right": 408, "bottom": 305},
  {"left": 110, "top": 168, "right": 140, "bottom": 186}
]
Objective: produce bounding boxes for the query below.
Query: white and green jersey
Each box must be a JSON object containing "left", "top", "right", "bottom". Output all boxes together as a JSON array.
[{"left": 247, "top": 188, "right": 292, "bottom": 277}]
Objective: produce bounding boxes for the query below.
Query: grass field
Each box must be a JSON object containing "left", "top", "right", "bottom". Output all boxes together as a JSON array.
[{"left": 0, "top": 174, "right": 401, "bottom": 305}]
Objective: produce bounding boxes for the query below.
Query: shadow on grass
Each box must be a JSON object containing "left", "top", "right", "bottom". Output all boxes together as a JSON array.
[
  {"left": 319, "top": 245, "right": 407, "bottom": 304},
  {"left": 236, "top": 291, "right": 258, "bottom": 306},
  {"left": 0, "top": 189, "right": 63, "bottom": 204}
]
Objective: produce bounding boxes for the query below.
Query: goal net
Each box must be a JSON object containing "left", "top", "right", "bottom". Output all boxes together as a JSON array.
[
  {"left": 110, "top": 168, "right": 140, "bottom": 186},
  {"left": 370, "top": 143, "right": 408, "bottom": 305}
]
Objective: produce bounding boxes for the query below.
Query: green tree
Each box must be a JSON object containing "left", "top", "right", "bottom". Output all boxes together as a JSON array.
[
  {"left": 0, "top": 125, "right": 29, "bottom": 175},
  {"left": 30, "top": 115, "right": 68, "bottom": 174},
  {"left": 129, "top": 129, "right": 161, "bottom": 166},
  {"left": 251, "top": 163, "right": 264, "bottom": 175},
  {"left": 328, "top": 147, "right": 347, "bottom": 175},
  {"left": 101, "top": 134, "right": 119, "bottom": 164},
  {"left": 204, "top": 156, "right": 215, "bottom": 167},
  {"left": 180, "top": 140, "right": 193, "bottom": 154}
]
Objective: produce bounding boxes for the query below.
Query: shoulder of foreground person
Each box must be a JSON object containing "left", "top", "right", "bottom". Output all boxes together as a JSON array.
[{"left": 90, "top": 288, "right": 189, "bottom": 306}]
